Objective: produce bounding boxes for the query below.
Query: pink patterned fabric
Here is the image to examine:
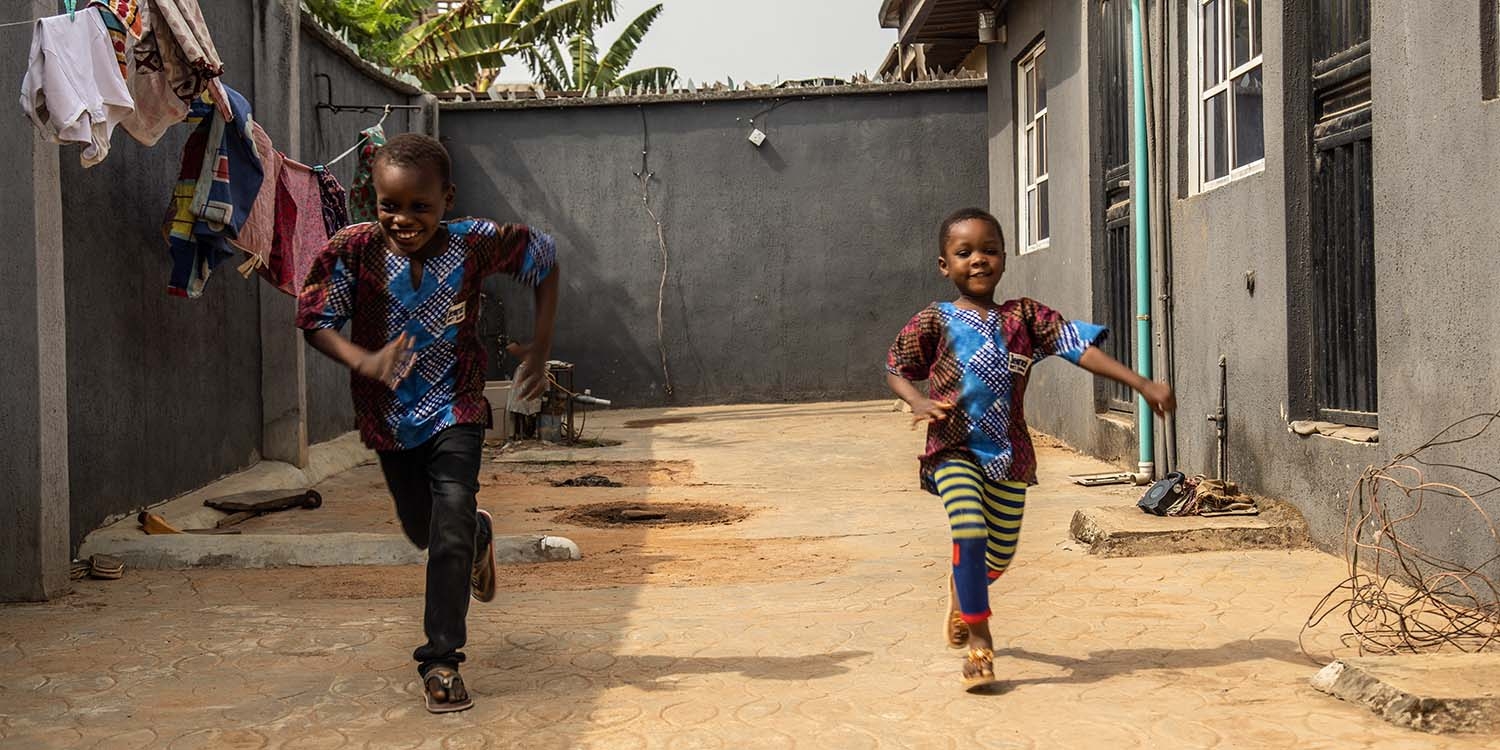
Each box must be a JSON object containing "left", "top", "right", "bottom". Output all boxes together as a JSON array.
[
  {"left": 280, "top": 159, "right": 334, "bottom": 296},
  {"left": 229, "top": 122, "right": 283, "bottom": 272}
]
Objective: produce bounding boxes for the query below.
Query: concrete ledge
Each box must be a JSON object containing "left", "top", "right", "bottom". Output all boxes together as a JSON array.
[
  {"left": 87, "top": 432, "right": 375, "bottom": 542},
  {"left": 79, "top": 533, "right": 582, "bottom": 570},
  {"left": 1068, "top": 503, "right": 1308, "bottom": 557},
  {"left": 1312, "top": 654, "right": 1500, "bottom": 734}
]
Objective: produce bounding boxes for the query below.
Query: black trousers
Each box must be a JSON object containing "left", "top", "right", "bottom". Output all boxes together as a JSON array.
[{"left": 377, "top": 424, "right": 491, "bottom": 676}]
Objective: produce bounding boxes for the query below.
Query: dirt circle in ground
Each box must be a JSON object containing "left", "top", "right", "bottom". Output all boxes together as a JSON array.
[{"left": 558, "top": 501, "right": 750, "bottom": 529}]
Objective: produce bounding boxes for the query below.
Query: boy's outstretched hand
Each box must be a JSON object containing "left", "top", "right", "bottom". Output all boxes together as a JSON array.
[
  {"left": 1139, "top": 381, "right": 1176, "bottom": 416},
  {"left": 507, "top": 341, "right": 552, "bottom": 401},
  {"left": 910, "top": 398, "right": 955, "bottom": 430},
  {"left": 355, "top": 333, "right": 415, "bottom": 389}
]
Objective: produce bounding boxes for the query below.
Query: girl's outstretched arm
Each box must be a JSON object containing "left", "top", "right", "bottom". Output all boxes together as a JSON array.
[{"left": 1077, "top": 347, "right": 1176, "bottom": 415}]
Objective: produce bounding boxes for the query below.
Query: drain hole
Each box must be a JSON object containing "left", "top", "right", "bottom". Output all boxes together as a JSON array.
[
  {"left": 622, "top": 417, "right": 699, "bottom": 429},
  {"left": 553, "top": 474, "right": 623, "bottom": 488},
  {"left": 559, "top": 502, "right": 749, "bottom": 528},
  {"left": 488, "top": 460, "right": 692, "bottom": 487}
]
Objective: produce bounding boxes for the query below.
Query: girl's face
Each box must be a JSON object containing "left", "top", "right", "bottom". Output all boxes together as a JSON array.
[{"left": 939, "top": 219, "right": 1006, "bottom": 300}]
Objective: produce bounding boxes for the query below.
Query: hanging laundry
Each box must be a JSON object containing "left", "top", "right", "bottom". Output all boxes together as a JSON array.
[
  {"left": 236, "top": 164, "right": 300, "bottom": 296},
  {"left": 281, "top": 159, "right": 343, "bottom": 296},
  {"left": 263, "top": 170, "right": 301, "bottom": 293},
  {"left": 163, "top": 84, "right": 264, "bottom": 298},
  {"left": 91, "top": 1, "right": 138, "bottom": 80},
  {"left": 229, "top": 121, "right": 284, "bottom": 278},
  {"left": 90, "top": 0, "right": 142, "bottom": 37},
  {"left": 122, "top": 0, "right": 222, "bottom": 146},
  {"left": 96, "top": 9, "right": 129, "bottom": 79},
  {"left": 316, "top": 168, "right": 350, "bottom": 236},
  {"left": 20, "top": 11, "right": 136, "bottom": 168},
  {"left": 346, "top": 124, "right": 387, "bottom": 224}
]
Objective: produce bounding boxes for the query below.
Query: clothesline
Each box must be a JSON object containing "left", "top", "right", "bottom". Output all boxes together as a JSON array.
[
  {"left": 1, "top": 0, "right": 75, "bottom": 28},
  {"left": 324, "top": 105, "right": 391, "bottom": 168},
  {"left": 21, "top": 0, "right": 389, "bottom": 298}
]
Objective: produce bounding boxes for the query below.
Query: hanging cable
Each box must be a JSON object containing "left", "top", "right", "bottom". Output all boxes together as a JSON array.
[{"left": 634, "top": 105, "right": 674, "bottom": 397}]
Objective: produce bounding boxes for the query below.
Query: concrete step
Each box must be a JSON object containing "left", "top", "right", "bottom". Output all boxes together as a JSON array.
[
  {"left": 79, "top": 532, "right": 581, "bottom": 570},
  {"left": 1312, "top": 654, "right": 1500, "bottom": 734},
  {"left": 78, "top": 431, "right": 582, "bottom": 569},
  {"left": 1068, "top": 503, "right": 1308, "bottom": 557}
]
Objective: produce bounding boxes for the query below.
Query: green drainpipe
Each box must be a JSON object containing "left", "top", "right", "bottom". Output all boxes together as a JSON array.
[{"left": 1131, "top": 0, "right": 1155, "bottom": 482}]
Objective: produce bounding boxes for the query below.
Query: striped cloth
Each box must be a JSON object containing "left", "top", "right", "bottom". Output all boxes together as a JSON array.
[
  {"left": 163, "top": 84, "right": 263, "bottom": 298},
  {"left": 938, "top": 459, "right": 1028, "bottom": 622}
]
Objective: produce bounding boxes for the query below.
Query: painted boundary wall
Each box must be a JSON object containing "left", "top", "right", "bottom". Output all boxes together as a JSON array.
[
  {"left": 2, "top": 0, "right": 426, "bottom": 598},
  {"left": 440, "top": 82, "right": 988, "bottom": 407}
]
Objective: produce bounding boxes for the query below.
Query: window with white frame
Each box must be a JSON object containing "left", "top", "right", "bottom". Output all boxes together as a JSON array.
[
  {"left": 1197, "top": 0, "right": 1264, "bottom": 187},
  {"left": 1017, "top": 41, "right": 1049, "bottom": 252}
]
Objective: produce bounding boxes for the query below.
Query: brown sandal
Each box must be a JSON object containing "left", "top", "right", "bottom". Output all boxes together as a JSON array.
[
  {"left": 423, "top": 666, "right": 474, "bottom": 714},
  {"left": 962, "top": 647, "right": 996, "bottom": 691},
  {"left": 944, "top": 574, "right": 969, "bottom": 649}
]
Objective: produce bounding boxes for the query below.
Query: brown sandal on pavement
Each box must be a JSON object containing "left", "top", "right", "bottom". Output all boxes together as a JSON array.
[
  {"left": 471, "top": 510, "right": 497, "bottom": 603},
  {"left": 962, "top": 648, "right": 996, "bottom": 692},
  {"left": 422, "top": 666, "right": 474, "bottom": 714},
  {"left": 944, "top": 574, "right": 969, "bottom": 649}
]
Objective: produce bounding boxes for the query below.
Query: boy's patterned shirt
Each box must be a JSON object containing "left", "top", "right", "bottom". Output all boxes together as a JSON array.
[
  {"left": 297, "top": 218, "right": 556, "bottom": 451},
  {"left": 887, "top": 298, "right": 1107, "bottom": 491}
]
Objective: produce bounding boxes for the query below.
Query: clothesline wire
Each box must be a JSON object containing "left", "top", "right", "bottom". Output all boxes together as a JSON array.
[
  {"left": 2, "top": 0, "right": 80, "bottom": 28},
  {"left": 323, "top": 106, "right": 391, "bottom": 168}
]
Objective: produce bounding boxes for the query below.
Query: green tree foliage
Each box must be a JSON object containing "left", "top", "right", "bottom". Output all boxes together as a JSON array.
[
  {"left": 526, "top": 4, "right": 678, "bottom": 93},
  {"left": 302, "top": 0, "right": 432, "bottom": 67},
  {"left": 303, "top": 1, "right": 676, "bottom": 93}
]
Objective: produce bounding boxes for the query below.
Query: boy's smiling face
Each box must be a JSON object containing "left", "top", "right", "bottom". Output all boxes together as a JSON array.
[
  {"left": 939, "top": 218, "right": 1006, "bottom": 300},
  {"left": 373, "top": 160, "right": 455, "bottom": 256}
]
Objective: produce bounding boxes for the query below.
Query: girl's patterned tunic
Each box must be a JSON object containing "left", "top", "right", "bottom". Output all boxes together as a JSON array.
[{"left": 887, "top": 298, "right": 1107, "bottom": 491}]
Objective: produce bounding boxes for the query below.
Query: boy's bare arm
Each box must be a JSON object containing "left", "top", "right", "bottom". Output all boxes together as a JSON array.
[
  {"left": 304, "top": 328, "right": 414, "bottom": 387},
  {"left": 1077, "top": 347, "right": 1176, "bottom": 415},
  {"left": 511, "top": 264, "right": 560, "bottom": 400}
]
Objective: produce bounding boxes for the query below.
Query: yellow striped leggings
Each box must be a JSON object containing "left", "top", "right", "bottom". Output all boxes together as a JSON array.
[{"left": 937, "top": 459, "right": 1028, "bottom": 623}]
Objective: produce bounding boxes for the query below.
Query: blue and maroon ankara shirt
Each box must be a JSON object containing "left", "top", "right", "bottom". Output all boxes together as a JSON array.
[
  {"left": 887, "top": 298, "right": 1107, "bottom": 491},
  {"left": 296, "top": 218, "right": 556, "bottom": 451}
]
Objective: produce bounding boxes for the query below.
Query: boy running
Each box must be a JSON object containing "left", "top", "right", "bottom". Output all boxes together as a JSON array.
[{"left": 297, "top": 133, "right": 560, "bottom": 713}]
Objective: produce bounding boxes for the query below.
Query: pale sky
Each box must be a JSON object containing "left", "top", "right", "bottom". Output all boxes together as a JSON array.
[{"left": 498, "top": 0, "right": 897, "bottom": 85}]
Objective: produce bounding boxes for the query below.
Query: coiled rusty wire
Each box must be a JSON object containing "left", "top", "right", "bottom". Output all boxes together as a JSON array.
[{"left": 1302, "top": 413, "right": 1500, "bottom": 659}]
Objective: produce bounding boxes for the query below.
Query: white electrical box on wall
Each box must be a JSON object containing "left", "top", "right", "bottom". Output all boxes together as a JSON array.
[{"left": 748, "top": 128, "right": 767, "bottom": 147}]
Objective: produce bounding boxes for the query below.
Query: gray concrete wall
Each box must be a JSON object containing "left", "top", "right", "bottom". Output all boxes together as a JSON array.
[
  {"left": 296, "top": 23, "right": 421, "bottom": 444},
  {"left": 2, "top": 0, "right": 71, "bottom": 601},
  {"left": 1360, "top": 0, "right": 1500, "bottom": 574},
  {"left": 441, "top": 85, "right": 987, "bottom": 407},
  {"left": 59, "top": 0, "right": 263, "bottom": 548},
  {"left": 7, "top": 4, "right": 425, "bottom": 551},
  {"left": 986, "top": 0, "right": 1500, "bottom": 578}
]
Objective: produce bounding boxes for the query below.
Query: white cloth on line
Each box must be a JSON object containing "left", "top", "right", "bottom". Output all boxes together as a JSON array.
[{"left": 20, "top": 12, "right": 135, "bottom": 167}]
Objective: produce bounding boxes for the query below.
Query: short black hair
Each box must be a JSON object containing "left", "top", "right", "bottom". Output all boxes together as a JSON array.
[
  {"left": 372, "top": 133, "right": 452, "bottom": 186},
  {"left": 939, "top": 207, "right": 1005, "bottom": 253}
]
